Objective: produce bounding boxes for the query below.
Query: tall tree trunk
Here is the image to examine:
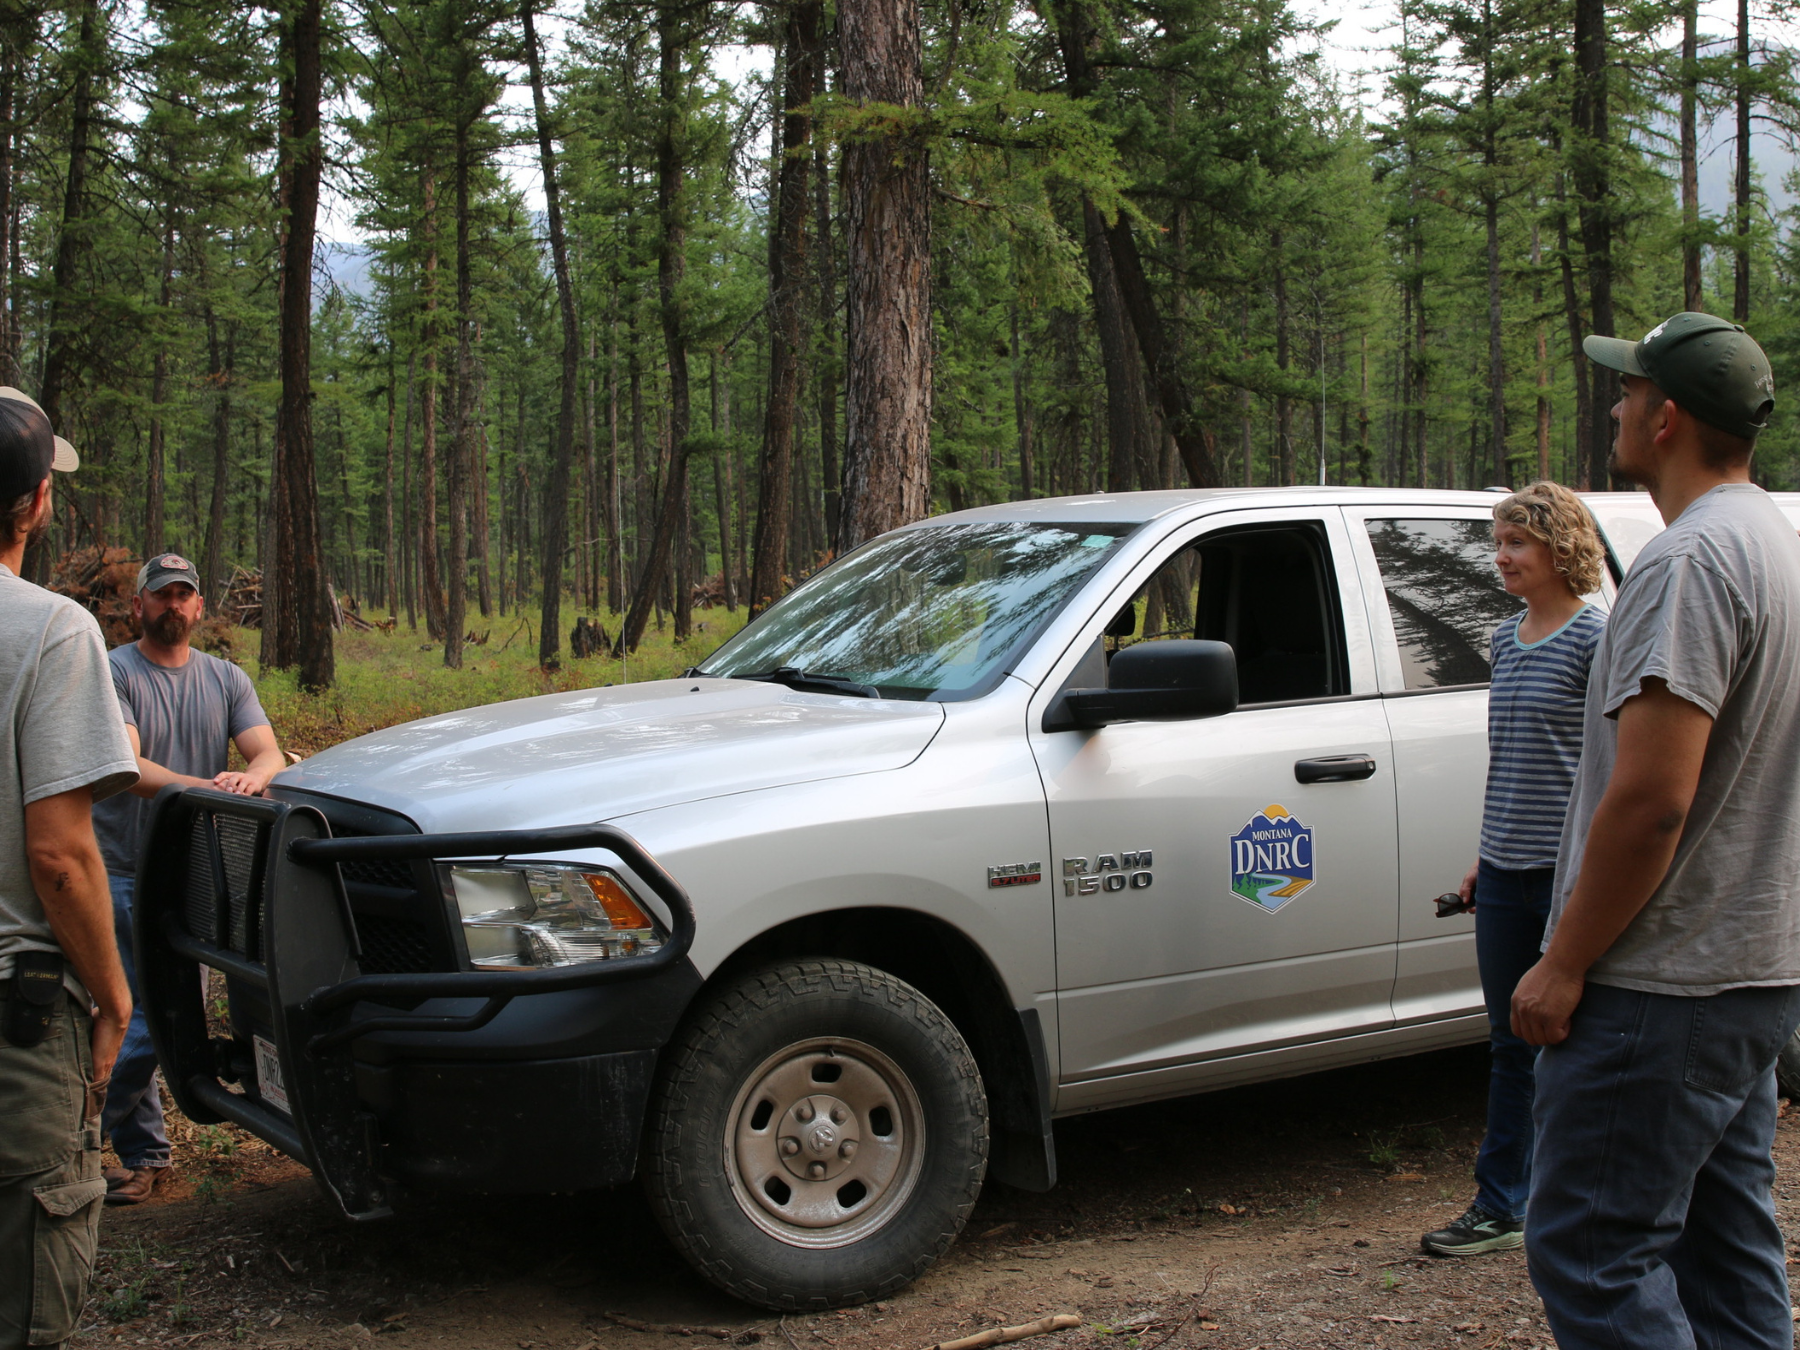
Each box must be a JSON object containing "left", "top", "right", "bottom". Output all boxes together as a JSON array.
[
  {"left": 607, "top": 300, "right": 623, "bottom": 612},
  {"left": 835, "top": 0, "right": 933, "bottom": 552},
  {"left": 749, "top": 2, "right": 821, "bottom": 610},
  {"left": 1410, "top": 231, "right": 1427, "bottom": 487},
  {"left": 145, "top": 201, "right": 175, "bottom": 557},
  {"left": 1554, "top": 168, "right": 1593, "bottom": 486},
  {"left": 446, "top": 120, "right": 475, "bottom": 668},
  {"left": 584, "top": 332, "right": 599, "bottom": 611},
  {"left": 1239, "top": 386, "right": 1253, "bottom": 486},
  {"left": 617, "top": 4, "right": 694, "bottom": 653},
  {"left": 1273, "top": 232, "right": 1292, "bottom": 485},
  {"left": 0, "top": 45, "right": 15, "bottom": 384},
  {"left": 383, "top": 348, "right": 397, "bottom": 615},
  {"left": 1532, "top": 225, "right": 1551, "bottom": 481},
  {"left": 1680, "top": 0, "right": 1702, "bottom": 312},
  {"left": 1357, "top": 332, "right": 1371, "bottom": 486},
  {"left": 474, "top": 375, "right": 492, "bottom": 618},
  {"left": 1052, "top": 0, "right": 1215, "bottom": 489},
  {"left": 39, "top": 0, "right": 95, "bottom": 432},
  {"left": 1011, "top": 304, "right": 1034, "bottom": 498},
  {"left": 1082, "top": 199, "right": 1150, "bottom": 492},
  {"left": 1734, "top": 0, "right": 1752, "bottom": 323},
  {"left": 35, "top": 0, "right": 96, "bottom": 569},
  {"left": 1485, "top": 190, "right": 1506, "bottom": 485},
  {"left": 524, "top": 0, "right": 581, "bottom": 668},
  {"left": 202, "top": 312, "right": 232, "bottom": 604},
  {"left": 269, "top": 0, "right": 332, "bottom": 689},
  {"left": 1481, "top": 7, "right": 1506, "bottom": 487},
  {"left": 711, "top": 354, "right": 738, "bottom": 609},
  {"left": 419, "top": 170, "right": 447, "bottom": 639},
  {"left": 813, "top": 137, "right": 840, "bottom": 544},
  {"left": 1572, "top": 0, "right": 1615, "bottom": 490},
  {"left": 401, "top": 347, "right": 417, "bottom": 630}
]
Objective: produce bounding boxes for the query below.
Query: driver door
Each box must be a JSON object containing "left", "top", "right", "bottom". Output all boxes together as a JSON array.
[{"left": 1030, "top": 506, "right": 1400, "bottom": 1110}]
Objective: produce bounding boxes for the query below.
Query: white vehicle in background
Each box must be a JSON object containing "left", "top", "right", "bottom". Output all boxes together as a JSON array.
[{"left": 138, "top": 487, "right": 1661, "bottom": 1310}]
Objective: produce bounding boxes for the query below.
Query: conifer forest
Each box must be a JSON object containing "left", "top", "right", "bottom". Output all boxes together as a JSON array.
[{"left": 10, "top": 0, "right": 1800, "bottom": 687}]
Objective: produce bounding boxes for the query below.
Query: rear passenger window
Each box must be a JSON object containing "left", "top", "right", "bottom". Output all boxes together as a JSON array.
[
  {"left": 1365, "top": 518, "right": 1520, "bottom": 690},
  {"left": 1110, "top": 525, "right": 1347, "bottom": 704}
]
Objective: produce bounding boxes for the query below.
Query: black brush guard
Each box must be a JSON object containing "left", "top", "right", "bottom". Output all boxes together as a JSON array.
[{"left": 133, "top": 785, "right": 696, "bottom": 1222}]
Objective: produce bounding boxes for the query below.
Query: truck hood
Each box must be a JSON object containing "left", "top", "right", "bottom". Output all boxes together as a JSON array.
[{"left": 273, "top": 677, "right": 946, "bottom": 833}]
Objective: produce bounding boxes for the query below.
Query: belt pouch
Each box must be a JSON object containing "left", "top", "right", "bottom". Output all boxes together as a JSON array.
[{"left": 4, "top": 949, "right": 64, "bottom": 1046}]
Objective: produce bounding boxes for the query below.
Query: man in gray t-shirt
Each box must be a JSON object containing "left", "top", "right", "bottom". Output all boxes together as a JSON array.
[
  {"left": 1513, "top": 314, "right": 1800, "bottom": 1350},
  {"left": 0, "top": 387, "right": 136, "bottom": 1348},
  {"left": 92, "top": 553, "right": 282, "bottom": 1204}
]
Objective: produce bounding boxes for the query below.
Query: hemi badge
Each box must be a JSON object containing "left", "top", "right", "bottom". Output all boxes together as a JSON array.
[{"left": 987, "top": 862, "right": 1043, "bottom": 888}]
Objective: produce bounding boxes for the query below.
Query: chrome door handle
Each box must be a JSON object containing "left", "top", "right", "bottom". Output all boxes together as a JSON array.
[{"left": 1294, "top": 754, "right": 1378, "bottom": 784}]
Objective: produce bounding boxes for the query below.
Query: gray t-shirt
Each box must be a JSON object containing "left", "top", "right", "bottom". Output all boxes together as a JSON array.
[
  {"left": 0, "top": 563, "right": 138, "bottom": 993},
  {"left": 92, "top": 644, "right": 270, "bottom": 876},
  {"left": 1547, "top": 483, "right": 1800, "bottom": 996}
]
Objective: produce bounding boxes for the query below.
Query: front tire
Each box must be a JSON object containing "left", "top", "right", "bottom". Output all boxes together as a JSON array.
[{"left": 643, "top": 960, "right": 988, "bottom": 1309}]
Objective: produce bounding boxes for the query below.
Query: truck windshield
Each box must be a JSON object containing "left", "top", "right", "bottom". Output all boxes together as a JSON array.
[{"left": 700, "top": 522, "right": 1135, "bottom": 701}]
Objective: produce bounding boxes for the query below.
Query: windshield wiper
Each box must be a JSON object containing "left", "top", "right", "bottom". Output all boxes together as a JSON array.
[{"left": 722, "top": 666, "right": 882, "bottom": 699}]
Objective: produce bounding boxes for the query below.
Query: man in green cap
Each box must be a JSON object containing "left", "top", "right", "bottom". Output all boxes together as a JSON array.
[{"left": 1511, "top": 313, "right": 1800, "bottom": 1347}]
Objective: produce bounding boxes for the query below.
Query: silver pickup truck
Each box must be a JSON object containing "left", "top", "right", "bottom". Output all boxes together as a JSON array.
[{"left": 135, "top": 486, "right": 1749, "bottom": 1312}]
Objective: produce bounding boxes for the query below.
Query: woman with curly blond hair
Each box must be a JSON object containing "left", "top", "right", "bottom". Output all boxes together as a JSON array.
[{"left": 1422, "top": 481, "right": 1606, "bottom": 1260}]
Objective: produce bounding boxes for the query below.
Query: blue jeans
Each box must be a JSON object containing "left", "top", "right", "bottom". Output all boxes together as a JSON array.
[
  {"left": 101, "top": 875, "right": 171, "bottom": 1169},
  {"left": 1471, "top": 860, "right": 1552, "bottom": 1222},
  {"left": 1527, "top": 980, "right": 1800, "bottom": 1349}
]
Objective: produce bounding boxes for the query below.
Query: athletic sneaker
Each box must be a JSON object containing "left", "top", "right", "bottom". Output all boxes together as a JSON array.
[{"left": 1420, "top": 1203, "right": 1523, "bottom": 1257}]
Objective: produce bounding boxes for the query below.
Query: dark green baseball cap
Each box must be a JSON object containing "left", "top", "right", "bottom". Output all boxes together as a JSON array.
[{"left": 1583, "top": 312, "right": 1775, "bottom": 439}]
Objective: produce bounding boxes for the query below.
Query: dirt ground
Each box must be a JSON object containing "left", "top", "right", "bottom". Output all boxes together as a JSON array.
[{"left": 71, "top": 1044, "right": 1800, "bottom": 1350}]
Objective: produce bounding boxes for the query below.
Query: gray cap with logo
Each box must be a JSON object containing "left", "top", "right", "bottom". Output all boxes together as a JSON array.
[
  {"left": 137, "top": 552, "right": 201, "bottom": 597},
  {"left": 1583, "top": 312, "right": 1775, "bottom": 439}
]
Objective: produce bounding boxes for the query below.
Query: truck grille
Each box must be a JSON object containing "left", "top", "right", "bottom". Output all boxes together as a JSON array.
[
  {"left": 355, "top": 913, "right": 437, "bottom": 973},
  {"left": 341, "top": 857, "right": 417, "bottom": 892},
  {"left": 181, "top": 812, "right": 266, "bottom": 962},
  {"left": 277, "top": 796, "right": 454, "bottom": 977}
]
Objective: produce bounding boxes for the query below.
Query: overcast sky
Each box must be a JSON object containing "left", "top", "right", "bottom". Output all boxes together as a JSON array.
[{"left": 1290, "top": 0, "right": 1799, "bottom": 216}]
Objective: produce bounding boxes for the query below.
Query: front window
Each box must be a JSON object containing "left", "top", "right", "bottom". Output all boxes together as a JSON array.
[{"left": 700, "top": 522, "right": 1135, "bottom": 701}]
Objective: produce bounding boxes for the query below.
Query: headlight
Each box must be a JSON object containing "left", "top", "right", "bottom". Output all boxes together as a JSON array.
[{"left": 439, "top": 862, "right": 665, "bottom": 969}]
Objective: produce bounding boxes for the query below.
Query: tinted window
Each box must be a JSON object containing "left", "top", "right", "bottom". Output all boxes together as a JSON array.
[
  {"left": 1366, "top": 517, "right": 1520, "bottom": 690},
  {"left": 1109, "top": 526, "right": 1345, "bottom": 703}
]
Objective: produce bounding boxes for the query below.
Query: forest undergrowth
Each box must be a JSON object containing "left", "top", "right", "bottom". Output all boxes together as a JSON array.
[{"left": 242, "top": 605, "right": 749, "bottom": 757}]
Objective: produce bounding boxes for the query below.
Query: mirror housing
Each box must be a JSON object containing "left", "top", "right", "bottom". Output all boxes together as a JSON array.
[{"left": 1043, "top": 640, "right": 1239, "bottom": 732}]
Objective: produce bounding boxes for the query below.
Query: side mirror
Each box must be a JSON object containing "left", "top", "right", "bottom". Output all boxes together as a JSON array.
[{"left": 1043, "top": 640, "right": 1239, "bottom": 732}]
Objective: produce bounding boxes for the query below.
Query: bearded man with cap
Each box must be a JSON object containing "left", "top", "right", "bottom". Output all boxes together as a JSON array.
[
  {"left": 0, "top": 389, "right": 138, "bottom": 1349},
  {"left": 1509, "top": 313, "right": 1800, "bottom": 1348},
  {"left": 90, "top": 553, "right": 283, "bottom": 1205}
]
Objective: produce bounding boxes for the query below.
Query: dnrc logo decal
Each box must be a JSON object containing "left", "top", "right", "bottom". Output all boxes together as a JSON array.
[{"left": 1229, "top": 804, "right": 1315, "bottom": 913}]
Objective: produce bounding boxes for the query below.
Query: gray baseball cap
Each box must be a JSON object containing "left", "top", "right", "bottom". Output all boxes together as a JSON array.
[
  {"left": 137, "top": 552, "right": 201, "bottom": 597},
  {"left": 1583, "top": 312, "right": 1775, "bottom": 439}
]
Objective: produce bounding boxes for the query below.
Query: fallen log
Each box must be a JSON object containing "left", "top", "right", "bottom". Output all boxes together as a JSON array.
[
  {"left": 600, "top": 1310, "right": 743, "bottom": 1340},
  {"left": 921, "top": 1313, "right": 1083, "bottom": 1350}
]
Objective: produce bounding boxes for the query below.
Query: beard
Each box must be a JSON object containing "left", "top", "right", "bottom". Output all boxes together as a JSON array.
[{"left": 146, "top": 609, "right": 192, "bottom": 646}]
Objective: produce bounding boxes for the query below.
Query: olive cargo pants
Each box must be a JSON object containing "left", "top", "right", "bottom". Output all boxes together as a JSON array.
[{"left": 0, "top": 990, "right": 105, "bottom": 1349}]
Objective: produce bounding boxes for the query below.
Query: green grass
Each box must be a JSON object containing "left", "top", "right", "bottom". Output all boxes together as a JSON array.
[{"left": 239, "top": 602, "right": 750, "bottom": 756}]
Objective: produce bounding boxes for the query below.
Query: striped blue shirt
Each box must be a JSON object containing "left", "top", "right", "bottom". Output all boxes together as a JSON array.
[{"left": 1479, "top": 606, "right": 1606, "bottom": 870}]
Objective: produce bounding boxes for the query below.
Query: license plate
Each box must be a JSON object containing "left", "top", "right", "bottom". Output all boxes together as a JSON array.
[{"left": 253, "top": 1035, "right": 291, "bottom": 1115}]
